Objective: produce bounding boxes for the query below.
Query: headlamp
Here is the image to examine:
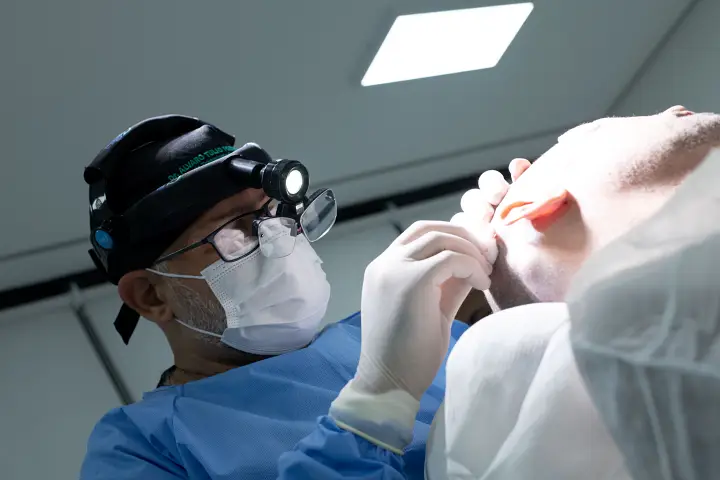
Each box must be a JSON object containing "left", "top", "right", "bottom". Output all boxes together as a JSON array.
[
  {"left": 84, "top": 115, "right": 336, "bottom": 286},
  {"left": 285, "top": 169, "right": 304, "bottom": 196},
  {"left": 227, "top": 156, "right": 309, "bottom": 204}
]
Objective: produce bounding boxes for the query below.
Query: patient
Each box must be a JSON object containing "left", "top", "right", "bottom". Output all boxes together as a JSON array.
[
  {"left": 490, "top": 105, "right": 719, "bottom": 308},
  {"left": 426, "top": 106, "right": 720, "bottom": 479}
]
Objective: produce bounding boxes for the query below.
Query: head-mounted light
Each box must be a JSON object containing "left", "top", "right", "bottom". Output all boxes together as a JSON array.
[
  {"left": 85, "top": 115, "right": 336, "bottom": 284},
  {"left": 227, "top": 156, "right": 309, "bottom": 204},
  {"left": 84, "top": 115, "right": 337, "bottom": 344}
]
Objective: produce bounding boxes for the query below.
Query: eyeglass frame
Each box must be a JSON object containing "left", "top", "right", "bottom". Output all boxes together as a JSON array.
[{"left": 153, "top": 198, "right": 292, "bottom": 265}]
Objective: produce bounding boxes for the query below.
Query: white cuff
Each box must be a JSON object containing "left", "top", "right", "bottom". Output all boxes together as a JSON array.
[{"left": 329, "top": 381, "right": 420, "bottom": 454}]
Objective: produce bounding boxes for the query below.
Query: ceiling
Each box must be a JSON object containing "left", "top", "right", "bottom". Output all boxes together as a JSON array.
[{"left": 1, "top": 0, "right": 697, "bottom": 289}]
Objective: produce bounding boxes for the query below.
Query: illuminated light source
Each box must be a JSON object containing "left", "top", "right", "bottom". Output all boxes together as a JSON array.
[
  {"left": 361, "top": 2, "right": 534, "bottom": 86},
  {"left": 285, "top": 169, "right": 304, "bottom": 195}
]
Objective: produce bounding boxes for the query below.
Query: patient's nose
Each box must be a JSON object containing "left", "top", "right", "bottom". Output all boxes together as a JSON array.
[{"left": 664, "top": 105, "right": 694, "bottom": 117}]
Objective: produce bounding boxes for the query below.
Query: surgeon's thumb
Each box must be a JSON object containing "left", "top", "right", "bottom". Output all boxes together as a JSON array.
[
  {"left": 424, "top": 250, "right": 490, "bottom": 292},
  {"left": 439, "top": 278, "right": 474, "bottom": 321}
]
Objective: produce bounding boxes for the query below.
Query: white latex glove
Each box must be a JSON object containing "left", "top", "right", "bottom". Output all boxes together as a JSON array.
[
  {"left": 330, "top": 221, "right": 496, "bottom": 453},
  {"left": 451, "top": 167, "right": 515, "bottom": 227},
  {"left": 451, "top": 160, "right": 531, "bottom": 241}
]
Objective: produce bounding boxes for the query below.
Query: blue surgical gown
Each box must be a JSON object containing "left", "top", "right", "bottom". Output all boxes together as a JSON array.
[{"left": 81, "top": 313, "right": 468, "bottom": 479}]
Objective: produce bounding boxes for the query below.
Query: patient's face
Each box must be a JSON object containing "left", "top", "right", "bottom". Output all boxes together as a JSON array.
[{"left": 488, "top": 106, "right": 720, "bottom": 309}]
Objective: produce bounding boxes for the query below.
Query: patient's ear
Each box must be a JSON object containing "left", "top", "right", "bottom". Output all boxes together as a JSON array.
[{"left": 499, "top": 189, "right": 571, "bottom": 232}]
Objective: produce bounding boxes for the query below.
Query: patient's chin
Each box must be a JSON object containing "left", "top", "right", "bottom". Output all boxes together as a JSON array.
[
  {"left": 488, "top": 250, "right": 541, "bottom": 310},
  {"left": 487, "top": 280, "right": 540, "bottom": 311},
  {"left": 491, "top": 231, "right": 585, "bottom": 308}
]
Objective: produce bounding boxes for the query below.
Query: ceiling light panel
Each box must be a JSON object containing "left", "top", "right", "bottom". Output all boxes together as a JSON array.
[{"left": 362, "top": 2, "right": 534, "bottom": 86}]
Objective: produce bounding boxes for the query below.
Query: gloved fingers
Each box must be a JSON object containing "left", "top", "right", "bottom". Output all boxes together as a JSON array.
[
  {"left": 460, "top": 190, "right": 495, "bottom": 222},
  {"left": 477, "top": 170, "right": 510, "bottom": 206},
  {"left": 451, "top": 210, "right": 493, "bottom": 238},
  {"left": 451, "top": 212, "right": 498, "bottom": 264},
  {"left": 439, "top": 278, "right": 474, "bottom": 322},
  {"left": 394, "top": 220, "right": 492, "bottom": 254},
  {"left": 508, "top": 158, "right": 532, "bottom": 182},
  {"left": 422, "top": 250, "right": 491, "bottom": 291},
  {"left": 450, "top": 211, "right": 469, "bottom": 225},
  {"left": 405, "top": 230, "right": 493, "bottom": 276}
]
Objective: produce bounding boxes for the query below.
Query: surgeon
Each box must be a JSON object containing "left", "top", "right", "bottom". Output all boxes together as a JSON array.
[
  {"left": 79, "top": 115, "right": 496, "bottom": 479},
  {"left": 276, "top": 106, "right": 720, "bottom": 478}
]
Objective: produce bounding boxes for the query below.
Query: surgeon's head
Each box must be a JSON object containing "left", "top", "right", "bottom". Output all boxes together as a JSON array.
[
  {"left": 488, "top": 106, "right": 720, "bottom": 309},
  {"left": 87, "top": 116, "right": 332, "bottom": 381}
]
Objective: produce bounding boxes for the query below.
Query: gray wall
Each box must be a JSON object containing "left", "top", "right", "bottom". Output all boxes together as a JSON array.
[
  {"left": 0, "top": 296, "right": 120, "bottom": 479},
  {"left": 611, "top": 0, "right": 720, "bottom": 115}
]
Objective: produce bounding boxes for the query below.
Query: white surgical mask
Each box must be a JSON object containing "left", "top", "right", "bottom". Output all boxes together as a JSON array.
[{"left": 149, "top": 235, "right": 331, "bottom": 355}]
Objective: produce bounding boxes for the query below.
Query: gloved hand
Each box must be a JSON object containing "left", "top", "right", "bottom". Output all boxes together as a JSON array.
[
  {"left": 451, "top": 158, "right": 532, "bottom": 228},
  {"left": 451, "top": 159, "right": 531, "bottom": 318},
  {"left": 330, "top": 220, "right": 497, "bottom": 453}
]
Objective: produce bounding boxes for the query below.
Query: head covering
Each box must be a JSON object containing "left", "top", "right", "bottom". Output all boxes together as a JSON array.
[
  {"left": 85, "top": 115, "right": 271, "bottom": 343},
  {"left": 106, "top": 126, "right": 235, "bottom": 212},
  {"left": 568, "top": 148, "right": 720, "bottom": 479}
]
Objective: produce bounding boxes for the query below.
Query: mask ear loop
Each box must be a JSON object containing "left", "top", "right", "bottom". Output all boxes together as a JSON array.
[
  {"left": 174, "top": 318, "right": 223, "bottom": 338},
  {"left": 146, "top": 268, "right": 203, "bottom": 280}
]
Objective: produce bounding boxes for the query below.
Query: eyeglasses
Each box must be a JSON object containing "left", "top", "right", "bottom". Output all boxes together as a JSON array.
[
  {"left": 154, "top": 188, "right": 338, "bottom": 266},
  {"left": 154, "top": 199, "right": 298, "bottom": 265}
]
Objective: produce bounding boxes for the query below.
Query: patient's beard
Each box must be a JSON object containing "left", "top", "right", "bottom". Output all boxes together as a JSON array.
[{"left": 486, "top": 241, "right": 541, "bottom": 311}]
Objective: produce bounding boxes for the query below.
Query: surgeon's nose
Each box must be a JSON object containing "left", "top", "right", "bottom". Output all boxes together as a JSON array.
[{"left": 664, "top": 105, "right": 694, "bottom": 117}]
